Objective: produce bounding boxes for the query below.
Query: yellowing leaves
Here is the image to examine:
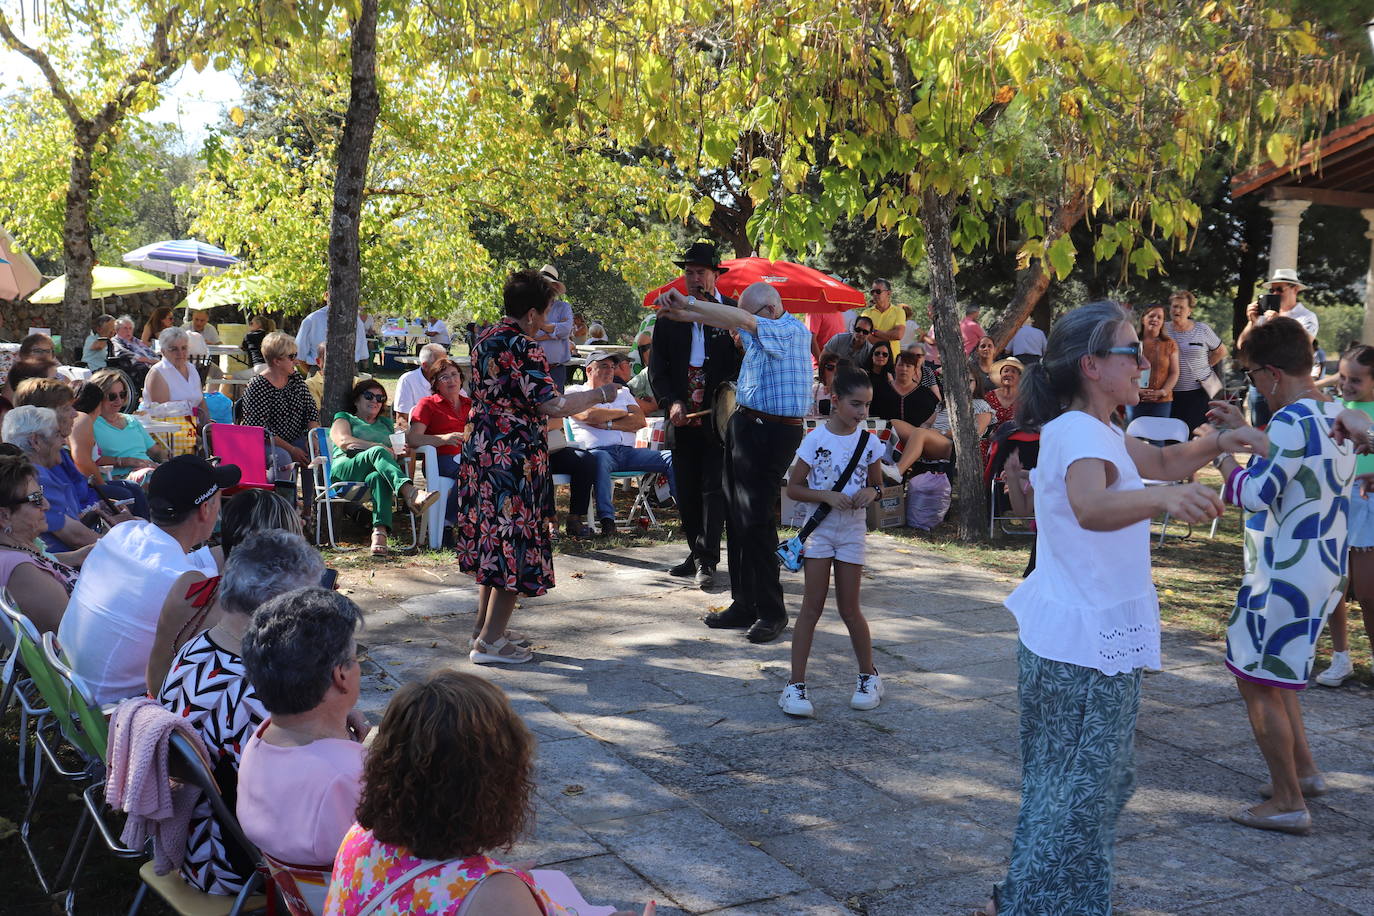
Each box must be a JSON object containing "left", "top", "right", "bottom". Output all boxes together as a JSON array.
[{"left": 229, "top": 107, "right": 246, "bottom": 127}]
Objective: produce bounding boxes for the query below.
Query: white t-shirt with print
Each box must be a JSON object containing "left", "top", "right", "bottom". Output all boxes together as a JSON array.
[{"left": 795, "top": 425, "right": 885, "bottom": 521}]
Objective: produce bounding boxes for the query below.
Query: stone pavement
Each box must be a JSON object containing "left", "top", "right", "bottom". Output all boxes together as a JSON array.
[{"left": 345, "top": 536, "right": 1374, "bottom": 915}]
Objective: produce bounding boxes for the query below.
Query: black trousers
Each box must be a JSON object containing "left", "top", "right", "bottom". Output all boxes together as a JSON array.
[
  {"left": 550, "top": 446, "right": 596, "bottom": 521},
  {"left": 724, "top": 411, "right": 802, "bottom": 624},
  {"left": 668, "top": 422, "right": 727, "bottom": 569}
]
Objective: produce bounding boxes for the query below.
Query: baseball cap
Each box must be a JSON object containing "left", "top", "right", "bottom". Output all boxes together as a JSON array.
[
  {"left": 147, "top": 455, "right": 241, "bottom": 522},
  {"left": 583, "top": 349, "right": 617, "bottom": 364}
]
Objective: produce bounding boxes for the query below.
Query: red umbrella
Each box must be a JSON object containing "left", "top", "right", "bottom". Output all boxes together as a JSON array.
[{"left": 641, "top": 257, "right": 864, "bottom": 314}]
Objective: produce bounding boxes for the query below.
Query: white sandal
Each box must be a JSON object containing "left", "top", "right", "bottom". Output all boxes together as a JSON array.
[{"left": 469, "top": 636, "right": 534, "bottom": 665}]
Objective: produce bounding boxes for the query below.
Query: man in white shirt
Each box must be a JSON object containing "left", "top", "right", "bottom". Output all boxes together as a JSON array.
[
  {"left": 184, "top": 309, "right": 222, "bottom": 345},
  {"left": 1008, "top": 321, "right": 1048, "bottom": 364},
  {"left": 57, "top": 455, "right": 237, "bottom": 703},
  {"left": 423, "top": 314, "right": 451, "bottom": 346},
  {"left": 394, "top": 343, "right": 448, "bottom": 419},
  {"left": 1241, "top": 269, "right": 1318, "bottom": 425},
  {"left": 569, "top": 351, "right": 675, "bottom": 536},
  {"left": 294, "top": 299, "right": 369, "bottom": 371}
]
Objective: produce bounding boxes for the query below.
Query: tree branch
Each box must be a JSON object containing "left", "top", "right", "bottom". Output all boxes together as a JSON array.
[{"left": 0, "top": 10, "right": 86, "bottom": 127}]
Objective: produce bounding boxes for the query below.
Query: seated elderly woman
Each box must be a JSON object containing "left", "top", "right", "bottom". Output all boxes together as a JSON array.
[
  {"left": 2, "top": 404, "right": 132, "bottom": 554},
  {"left": 240, "top": 330, "right": 319, "bottom": 486},
  {"left": 236, "top": 586, "right": 369, "bottom": 871},
  {"left": 156, "top": 529, "right": 326, "bottom": 897},
  {"left": 326, "top": 670, "right": 653, "bottom": 916},
  {"left": 332, "top": 378, "right": 439, "bottom": 556},
  {"left": 142, "top": 326, "right": 209, "bottom": 423},
  {"left": 0, "top": 452, "right": 78, "bottom": 632},
  {"left": 70, "top": 368, "right": 169, "bottom": 487},
  {"left": 404, "top": 357, "right": 470, "bottom": 535},
  {"left": 19, "top": 332, "right": 56, "bottom": 361},
  {"left": 111, "top": 314, "right": 159, "bottom": 368},
  {"left": 16, "top": 377, "right": 148, "bottom": 519},
  {"left": 145, "top": 488, "right": 308, "bottom": 693}
]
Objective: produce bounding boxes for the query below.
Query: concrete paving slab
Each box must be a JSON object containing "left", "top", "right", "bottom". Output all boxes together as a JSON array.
[
  {"left": 906, "top": 656, "right": 1019, "bottom": 701},
  {"left": 1306, "top": 864, "right": 1374, "bottom": 914},
  {"left": 874, "top": 632, "right": 1019, "bottom": 669},
  {"left": 704, "top": 889, "right": 850, "bottom": 914},
  {"left": 535, "top": 735, "right": 685, "bottom": 826},
  {"left": 585, "top": 807, "right": 811, "bottom": 913},
  {"left": 536, "top": 853, "right": 690, "bottom": 916},
  {"left": 1182, "top": 887, "right": 1360, "bottom": 916},
  {"left": 690, "top": 768, "right": 899, "bottom": 839},
  {"left": 1114, "top": 832, "right": 1275, "bottom": 911},
  {"left": 506, "top": 800, "right": 608, "bottom": 867},
  {"left": 1179, "top": 808, "right": 1374, "bottom": 884}
]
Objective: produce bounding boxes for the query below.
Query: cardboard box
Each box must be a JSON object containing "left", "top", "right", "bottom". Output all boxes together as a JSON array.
[{"left": 866, "top": 484, "right": 906, "bottom": 530}]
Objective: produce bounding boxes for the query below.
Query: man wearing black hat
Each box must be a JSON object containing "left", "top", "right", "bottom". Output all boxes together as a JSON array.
[
  {"left": 57, "top": 455, "right": 240, "bottom": 703},
  {"left": 650, "top": 242, "right": 742, "bottom": 589}
]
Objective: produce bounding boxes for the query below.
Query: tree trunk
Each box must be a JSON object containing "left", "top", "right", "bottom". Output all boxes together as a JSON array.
[
  {"left": 324, "top": 0, "right": 380, "bottom": 415},
  {"left": 709, "top": 195, "right": 755, "bottom": 258},
  {"left": 985, "top": 191, "right": 1087, "bottom": 351},
  {"left": 59, "top": 139, "right": 98, "bottom": 363},
  {"left": 921, "top": 188, "right": 985, "bottom": 541}
]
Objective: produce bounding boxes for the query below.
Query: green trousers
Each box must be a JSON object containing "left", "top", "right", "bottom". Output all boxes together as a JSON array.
[{"left": 333, "top": 445, "right": 407, "bottom": 529}]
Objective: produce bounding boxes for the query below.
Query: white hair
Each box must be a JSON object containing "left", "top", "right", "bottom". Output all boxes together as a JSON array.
[
  {"left": 738, "top": 282, "right": 781, "bottom": 315},
  {"left": 159, "top": 325, "right": 190, "bottom": 349},
  {"left": 2, "top": 405, "right": 59, "bottom": 454},
  {"left": 115, "top": 315, "right": 135, "bottom": 330},
  {"left": 419, "top": 343, "right": 448, "bottom": 365}
]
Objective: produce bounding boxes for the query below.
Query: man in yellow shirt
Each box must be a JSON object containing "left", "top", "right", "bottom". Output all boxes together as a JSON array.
[{"left": 861, "top": 278, "right": 903, "bottom": 358}]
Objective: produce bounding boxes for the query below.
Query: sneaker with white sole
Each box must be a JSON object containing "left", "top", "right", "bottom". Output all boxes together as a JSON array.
[
  {"left": 1315, "top": 652, "right": 1353, "bottom": 687},
  {"left": 851, "top": 670, "right": 884, "bottom": 710},
  {"left": 778, "top": 682, "right": 815, "bottom": 717}
]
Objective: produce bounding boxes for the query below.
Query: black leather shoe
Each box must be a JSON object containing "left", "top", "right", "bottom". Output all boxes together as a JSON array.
[
  {"left": 747, "top": 616, "right": 789, "bottom": 644},
  {"left": 703, "top": 604, "right": 755, "bottom": 629},
  {"left": 694, "top": 566, "right": 716, "bottom": 590},
  {"left": 668, "top": 557, "right": 697, "bottom": 577},
  {"left": 598, "top": 518, "right": 618, "bottom": 537}
]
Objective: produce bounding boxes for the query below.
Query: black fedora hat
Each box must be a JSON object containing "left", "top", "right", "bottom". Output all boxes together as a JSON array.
[{"left": 673, "top": 242, "right": 729, "bottom": 273}]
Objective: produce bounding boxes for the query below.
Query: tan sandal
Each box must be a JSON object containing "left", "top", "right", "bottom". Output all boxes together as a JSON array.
[
  {"left": 370, "top": 529, "right": 389, "bottom": 556},
  {"left": 405, "top": 486, "right": 441, "bottom": 515},
  {"left": 470, "top": 629, "right": 531, "bottom": 649},
  {"left": 469, "top": 636, "right": 533, "bottom": 665}
]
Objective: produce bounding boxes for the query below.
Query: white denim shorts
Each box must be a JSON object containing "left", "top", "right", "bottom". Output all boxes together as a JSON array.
[{"left": 804, "top": 508, "right": 867, "bottom": 566}]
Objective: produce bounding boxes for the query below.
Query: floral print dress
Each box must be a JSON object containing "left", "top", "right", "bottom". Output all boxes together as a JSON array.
[
  {"left": 325, "top": 825, "right": 560, "bottom": 915},
  {"left": 454, "top": 318, "right": 558, "bottom": 596}
]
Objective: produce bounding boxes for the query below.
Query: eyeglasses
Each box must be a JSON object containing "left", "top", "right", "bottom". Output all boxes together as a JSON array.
[
  {"left": 434, "top": 373, "right": 460, "bottom": 384},
  {"left": 868, "top": 289, "right": 885, "bottom": 296},
  {"left": 361, "top": 391, "right": 388, "bottom": 403},
  {"left": 106, "top": 389, "right": 128, "bottom": 401},
  {"left": 872, "top": 350, "right": 890, "bottom": 358},
  {"left": 821, "top": 363, "right": 837, "bottom": 371},
  {"left": 28, "top": 347, "right": 53, "bottom": 356},
  {"left": 6, "top": 487, "right": 45, "bottom": 508},
  {"left": 1099, "top": 344, "right": 1142, "bottom": 359},
  {"left": 1245, "top": 366, "right": 1272, "bottom": 385}
]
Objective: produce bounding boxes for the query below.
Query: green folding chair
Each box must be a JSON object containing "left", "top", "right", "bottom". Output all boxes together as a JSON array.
[{"left": 0, "top": 589, "right": 51, "bottom": 789}]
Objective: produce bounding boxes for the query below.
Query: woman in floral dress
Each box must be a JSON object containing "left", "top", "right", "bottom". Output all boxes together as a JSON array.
[
  {"left": 1210, "top": 316, "right": 1354, "bottom": 836},
  {"left": 454, "top": 270, "right": 619, "bottom": 665}
]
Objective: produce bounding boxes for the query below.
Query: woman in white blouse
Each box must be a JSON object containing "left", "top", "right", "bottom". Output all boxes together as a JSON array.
[
  {"left": 979, "top": 302, "right": 1259, "bottom": 916},
  {"left": 142, "top": 326, "right": 209, "bottom": 427}
]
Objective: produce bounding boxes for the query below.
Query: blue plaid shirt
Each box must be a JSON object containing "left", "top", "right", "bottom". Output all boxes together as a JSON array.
[{"left": 737, "top": 313, "right": 812, "bottom": 417}]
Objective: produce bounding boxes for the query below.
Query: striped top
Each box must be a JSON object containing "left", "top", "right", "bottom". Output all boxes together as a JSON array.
[{"left": 1164, "top": 320, "right": 1221, "bottom": 391}]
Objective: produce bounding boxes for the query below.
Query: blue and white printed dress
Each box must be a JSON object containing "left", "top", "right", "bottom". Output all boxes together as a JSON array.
[{"left": 1224, "top": 398, "right": 1354, "bottom": 689}]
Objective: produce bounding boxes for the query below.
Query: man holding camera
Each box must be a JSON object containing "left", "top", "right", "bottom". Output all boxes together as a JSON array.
[{"left": 1240, "top": 269, "right": 1317, "bottom": 425}]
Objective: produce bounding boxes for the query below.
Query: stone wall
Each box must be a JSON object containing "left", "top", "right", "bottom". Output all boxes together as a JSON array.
[{"left": 1, "top": 287, "right": 188, "bottom": 347}]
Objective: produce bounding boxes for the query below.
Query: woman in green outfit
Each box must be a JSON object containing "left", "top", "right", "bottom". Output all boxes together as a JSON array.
[{"left": 329, "top": 379, "right": 440, "bottom": 556}]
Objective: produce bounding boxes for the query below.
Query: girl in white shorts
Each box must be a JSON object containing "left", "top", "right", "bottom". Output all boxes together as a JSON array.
[
  {"left": 1316, "top": 345, "right": 1374, "bottom": 686},
  {"left": 779, "top": 367, "right": 887, "bottom": 717}
]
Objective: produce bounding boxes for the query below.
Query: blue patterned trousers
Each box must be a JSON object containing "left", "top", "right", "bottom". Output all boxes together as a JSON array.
[{"left": 995, "top": 643, "right": 1142, "bottom": 915}]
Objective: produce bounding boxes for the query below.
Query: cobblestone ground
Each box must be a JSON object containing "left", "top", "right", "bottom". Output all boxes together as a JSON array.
[{"left": 347, "top": 536, "right": 1374, "bottom": 915}]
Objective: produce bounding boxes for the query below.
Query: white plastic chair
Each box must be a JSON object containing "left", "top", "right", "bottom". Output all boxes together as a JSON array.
[
  {"left": 1125, "top": 416, "right": 1192, "bottom": 545},
  {"left": 415, "top": 445, "right": 456, "bottom": 549}
]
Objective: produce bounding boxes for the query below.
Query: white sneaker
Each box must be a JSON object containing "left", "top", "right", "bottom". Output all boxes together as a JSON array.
[
  {"left": 778, "top": 682, "right": 815, "bottom": 717},
  {"left": 1315, "top": 652, "right": 1353, "bottom": 687},
  {"left": 850, "top": 670, "right": 884, "bottom": 710}
]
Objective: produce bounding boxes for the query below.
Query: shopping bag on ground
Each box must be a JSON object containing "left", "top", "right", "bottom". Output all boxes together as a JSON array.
[{"left": 906, "top": 472, "right": 951, "bottom": 530}]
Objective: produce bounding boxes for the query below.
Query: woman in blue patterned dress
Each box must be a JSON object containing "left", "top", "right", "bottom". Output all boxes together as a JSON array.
[
  {"left": 454, "top": 270, "right": 619, "bottom": 665},
  {"left": 980, "top": 302, "right": 1249, "bottom": 916},
  {"left": 1208, "top": 316, "right": 1354, "bottom": 836}
]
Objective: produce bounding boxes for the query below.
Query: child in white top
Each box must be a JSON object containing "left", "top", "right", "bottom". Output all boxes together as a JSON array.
[{"left": 780, "top": 368, "right": 887, "bottom": 717}]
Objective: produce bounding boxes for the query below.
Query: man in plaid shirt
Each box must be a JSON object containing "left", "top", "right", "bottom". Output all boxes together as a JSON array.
[{"left": 655, "top": 282, "right": 811, "bottom": 644}]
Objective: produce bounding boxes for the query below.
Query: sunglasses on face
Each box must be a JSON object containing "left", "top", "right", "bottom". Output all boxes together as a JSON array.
[
  {"left": 107, "top": 389, "right": 128, "bottom": 401},
  {"left": 1099, "top": 344, "right": 1142, "bottom": 359},
  {"left": 821, "top": 363, "right": 837, "bottom": 371},
  {"left": 852, "top": 327, "right": 871, "bottom": 335},
  {"left": 7, "top": 487, "right": 45, "bottom": 508},
  {"left": 873, "top": 349, "right": 889, "bottom": 358},
  {"left": 361, "top": 391, "right": 388, "bottom": 403},
  {"left": 868, "top": 290, "right": 885, "bottom": 296}
]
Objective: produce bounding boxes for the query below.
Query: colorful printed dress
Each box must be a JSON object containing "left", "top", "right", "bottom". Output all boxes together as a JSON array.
[
  {"left": 324, "top": 826, "right": 560, "bottom": 915},
  {"left": 1223, "top": 399, "right": 1354, "bottom": 688},
  {"left": 454, "top": 318, "right": 558, "bottom": 596}
]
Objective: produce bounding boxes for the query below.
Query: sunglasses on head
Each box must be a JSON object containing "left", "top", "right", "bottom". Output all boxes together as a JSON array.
[
  {"left": 6, "top": 487, "right": 45, "bottom": 508},
  {"left": 107, "top": 389, "right": 127, "bottom": 401},
  {"left": 361, "top": 391, "right": 388, "bottom": 403}
]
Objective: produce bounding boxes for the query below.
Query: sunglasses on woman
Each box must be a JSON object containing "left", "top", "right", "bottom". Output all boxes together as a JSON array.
[
  {"left": 107, "top": 389, "right": 128, "bottom": 401},
  {"left": 1099, "top": 344, "right": 1142, "bottom": 359},
  {"left": 361, "top": 391, "right": 388, "bottom": 403},
  {"left": 6, "top": 487, "right": 45, "bottom": 508}
]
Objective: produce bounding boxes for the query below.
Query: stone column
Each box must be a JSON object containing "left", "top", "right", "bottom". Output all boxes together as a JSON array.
[
  {"left": 1262, "top": 198, "right": 1311, "bottom": 276},
  {"left": 1362, "top": 209, "right": 1374, "bottom": 344}
]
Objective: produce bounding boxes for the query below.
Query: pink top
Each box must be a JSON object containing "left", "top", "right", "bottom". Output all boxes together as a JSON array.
[
  {"left": 0, "top": 546, "right": 77, "bottom": 594},
  {"left": 236, "top": 719, "right": 366, "bottom": 867},
  {"left": 960, "top": 316, "right": 986, "bottom": 355}
]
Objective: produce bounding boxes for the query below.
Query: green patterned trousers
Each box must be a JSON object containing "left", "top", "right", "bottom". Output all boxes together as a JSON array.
[{"left": 995, "top": 642, "right": 1142, "bottom": 915}]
